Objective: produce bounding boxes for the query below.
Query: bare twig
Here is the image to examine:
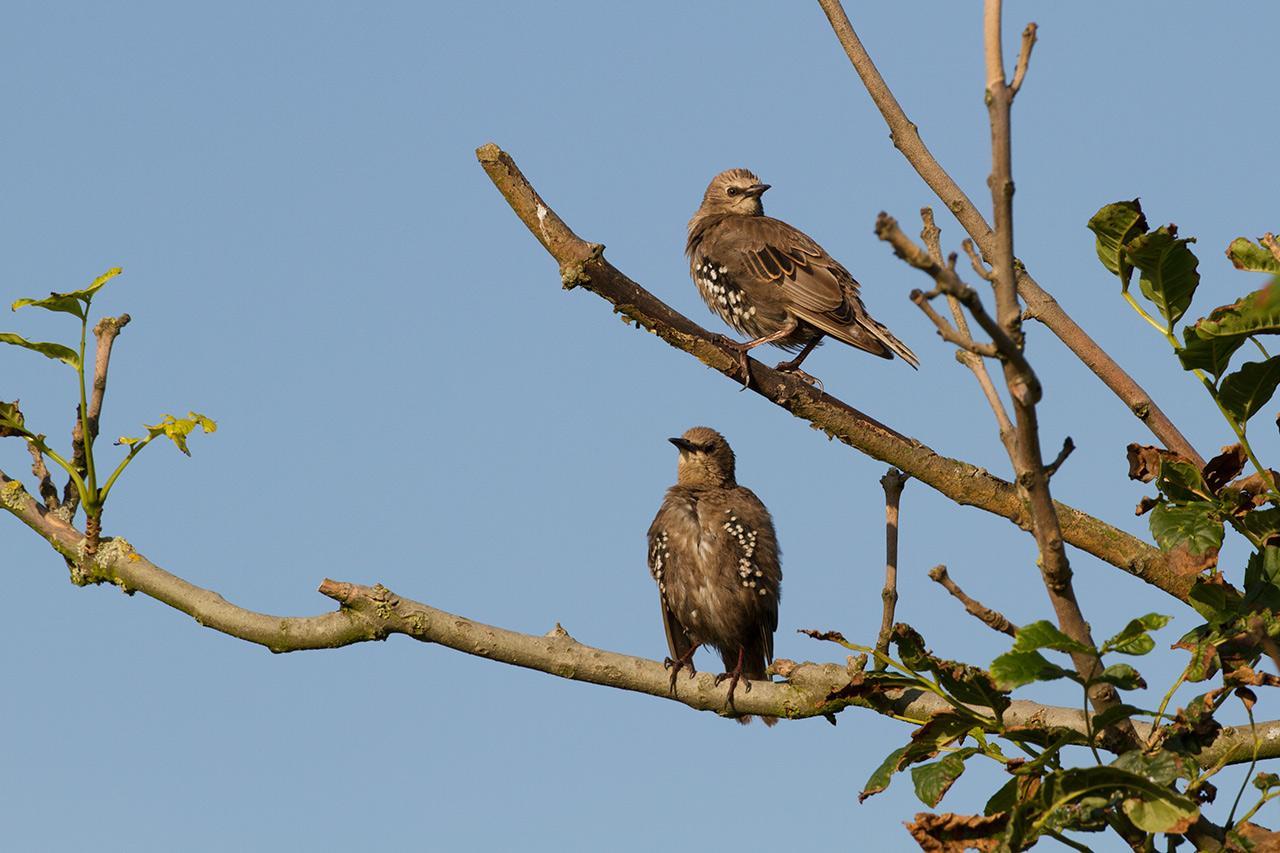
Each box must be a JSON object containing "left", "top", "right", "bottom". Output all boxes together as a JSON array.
[
  {"left": 0, "top": 464, "right": 1275, "bottom": 764},
  {"left": 1009, "top": 23, "right": 1038, "bottom": 98},
  {"left": 62, "top": 314, "right": 131, "bottom": 514},
  {"left": 815, "top": 0, "right": 1202, "bottom": 465},
  {"left": 928, "top": 564, "right": 1018, "bottom": 637},
  {"left": 1043, "top": 436, "right": 1075, "bottom": 479},
  {"left": 874, "top": 468, "right": 907, "bottom": 669},
  {"left": 475, "top": 143, "right": 1190, "bottom": 601},
  {"left": 910, "top": 289, "right": 999, "bottom": 356},
  {"left": 878, "top": 212, "right": 1040, "bottom": 406},
  {"left": 26, "top": 438, "right": 58, "bottom": 510},
  {"left": 962, "top": 238, "right": 994, "bottom": 282}
]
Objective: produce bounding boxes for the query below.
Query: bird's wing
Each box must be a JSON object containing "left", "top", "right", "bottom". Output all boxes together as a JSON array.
[
  {"left": 648, "top": 519, "right": 696, "bottom": 663},
  {"left": 731, "top": 216, "right": 919, "bottom": 365},
  {"left": 723, "top": 490, "right": 781, "bottom": 665}
]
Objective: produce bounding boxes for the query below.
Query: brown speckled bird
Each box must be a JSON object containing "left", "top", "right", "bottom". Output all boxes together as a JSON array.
[
  {"left": 647, "top": 426, "right": 781, "bottom": 725},
  {"left": 687, "top": 168, "right": 918, "bottom": 384}
]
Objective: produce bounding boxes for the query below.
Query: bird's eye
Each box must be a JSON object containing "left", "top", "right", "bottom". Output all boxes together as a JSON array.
[{"left": 726, "top": 186, "right": 741, "bottom": 197}]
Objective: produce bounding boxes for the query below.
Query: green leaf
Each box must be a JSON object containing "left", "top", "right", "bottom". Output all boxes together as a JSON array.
[
  {"left": 1112, "top": 749, "right": 1179, "bottom": 786},
  {"left": 117, "top": 412, "right": 217, "bottom": 457},
  {"left": 900, "top": 713, "right": 976, "bottom": 768},
  {"left": 0, "top": 400, "right": 30, "bottom": 438},
  {"left": 911, "top": 752, "right": 971, "bottom": 808},
  {"left": 990, "top": 649, "right": 1074, "bottom": 691},
  {"left": 11, "top": 267, "right": 122, "bottom": 316},
  {"left": 1011, "top": 620, "right": 1094, "bottom": 655},
  {"left": 1219, "top": 357, "right": 1280, "bottom": 423},
  {"left": 1227, "top": 237, "right": 1280, "bottom": 274},
  {"left": 1101, "top": 614, "right": 1172, "bottom": 656},
  {"left": 0, "top": 332, "right": 80, "bottom": 368},
  {"left": 1125, "top": 226, "right": 1200, "bottom": 329},
  {"left": 1091, "top": 663, "right": 1146, "bottom": 691},
  {"left": 1091, "top": 704, "right": 1154, "bottom": 733},
  {"left": 1149, "top": 502, "right": 1223, "bottom": 554},
  {"left": 1239, "top": 508, "right": 1280, "bottom": 546},
  {"left": 1244, "top": 546, "right": 1280, "bottom": 610},
  {"left": 1155, "top": 459, "right": 1212, "bottom": 503},
  {"left": 859, "top": 745, "right": 908, "bottom": 802},
  {"left": 1037, "top": 766, "right": 1199, "bottom": 834},
  {"left": 892, "top": 625, "right": 1011, "bottom": 718},
  {"left": 1088, "top": 200, "right": 1148, "bottom": 283},
  {"left": 985, "top": 777, "right": 1020, "bottom": 816},
  {"left": 1122, "top": 793, "right": 1199, "bottom": 834},
  {"left": 1187, "top": 280, "right": 1280, "bottom": 343},
  {"left": 1178, "top": 326, "right": 1245, "bottom": 378},
  {"left": 1187, "top": 578, "right": 1244, "bottom": 625}
]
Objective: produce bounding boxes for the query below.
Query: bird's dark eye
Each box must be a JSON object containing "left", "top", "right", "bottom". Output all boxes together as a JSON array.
[{"left": 726, "top": 186, "right": 741, "bottom": 197}]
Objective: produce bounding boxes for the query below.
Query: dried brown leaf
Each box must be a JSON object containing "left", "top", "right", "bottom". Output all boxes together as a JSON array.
[
  {"left": 905, "top": 812, "right": 1006, "bottom": 852},
  {"left": 1127, "top": 443, "right": 1190, "bottom": 483},
  {"left": 1135, "top": 496, "right": 1159, "bottom": 516},
  {"left": 1167, "top": 543, "right": 1220, "bottom": 575},
  {"left": 1203, "top": 444, "right": 1247, "bottom": 494}
]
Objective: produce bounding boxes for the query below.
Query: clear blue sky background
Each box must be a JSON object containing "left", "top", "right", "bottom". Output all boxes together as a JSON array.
[{"left": 4, "top": 3, "right": 1278, "bottom": 850}]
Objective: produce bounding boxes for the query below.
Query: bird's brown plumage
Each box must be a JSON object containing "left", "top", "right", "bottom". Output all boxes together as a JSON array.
[
  {"left": 686, "top": 169, "right": 918, "bottom": 374},
  {"left": 647, "top": 427, "right": 781, "bottom": 725}
]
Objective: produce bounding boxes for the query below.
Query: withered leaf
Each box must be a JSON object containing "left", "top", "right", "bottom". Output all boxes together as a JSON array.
[
  {"left": 1203, "top": 444, "right": 1247, "bottom": 494},
  {"left": 1127, "top": 443, "right": 1191, "bottom": 483},
  {"left": 905, "top": 812, "right": 1006, "bottom": 852}
]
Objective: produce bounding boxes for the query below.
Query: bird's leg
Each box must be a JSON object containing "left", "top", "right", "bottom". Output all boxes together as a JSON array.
[
  {"left": 663, "top": 645, "right": 699, "bottom": 695},
  {"left": 714, "top": 646, "right": 751, "bottom": 713},
  {"left": 774, "top": 337, "right": 823, "bottom": 388},
  {"left": 718, "top": 320, "right": 801, "bottom": 390}
]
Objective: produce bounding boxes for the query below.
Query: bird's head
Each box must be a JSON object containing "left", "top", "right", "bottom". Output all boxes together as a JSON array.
[
  {"left": 698, "top": 168, "right": 770, "bottom": 217},
  {"left": 669, "top": 426, "right": 737, "bottom": 488}
]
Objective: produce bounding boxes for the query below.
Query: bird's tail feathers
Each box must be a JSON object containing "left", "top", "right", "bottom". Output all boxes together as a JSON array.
[{"left": 861, "top": 316, "right": 919, "bottom": 369}]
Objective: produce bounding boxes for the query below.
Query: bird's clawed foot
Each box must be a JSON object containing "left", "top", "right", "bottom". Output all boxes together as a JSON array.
[
  {"left": 773, "top": 360, "right": 823, "bottom": 391},
  {"left": 714, "top": 647, "right": 750, "bottom": 712},
  {"left": 663, "top": 647, "right": 699, "bottom": 696},
  {"left": 713, "top": 335, "right": 754, "bottom": 390}
]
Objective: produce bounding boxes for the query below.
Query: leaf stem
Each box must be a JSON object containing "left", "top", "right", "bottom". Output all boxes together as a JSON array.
[{"left": 76, "top": 313, "right": 98, "bottom": 511}]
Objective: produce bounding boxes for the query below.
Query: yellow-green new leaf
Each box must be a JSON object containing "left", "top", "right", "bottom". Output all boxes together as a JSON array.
[
  {"left": 119, "top": 412, "right": 217, "bottom": 456},
  {"left": 0, "top": 332, "right": 80, "bottom": 368},
  {"left": 11, "top": 267, "right": 122, "bottom": 317}
]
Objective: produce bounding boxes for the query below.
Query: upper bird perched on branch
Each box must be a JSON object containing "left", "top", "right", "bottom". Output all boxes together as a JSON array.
[{"left": 686, "top": 168, "right": 918, "bottom": 385}]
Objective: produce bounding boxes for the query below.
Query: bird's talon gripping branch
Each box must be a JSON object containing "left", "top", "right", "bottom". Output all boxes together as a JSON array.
[{"left": 663, "top": 648, "right": 698, "bottom": 695}]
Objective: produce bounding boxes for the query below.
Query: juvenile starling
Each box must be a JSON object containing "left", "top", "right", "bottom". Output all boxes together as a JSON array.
[
  {"left": 687, "top": 168, "right": 919, "bottom": 384},
  {"left": 647, "top": 426, "right": 781, "bottom": 725}
]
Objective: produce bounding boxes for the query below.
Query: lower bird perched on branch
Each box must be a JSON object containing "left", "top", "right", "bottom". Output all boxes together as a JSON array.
[
  {"left": 647, "top": 426, "right": 781, "bottom": 725},
  {"left": 686, "top": 168, "right": 918, "bottom": 386}
]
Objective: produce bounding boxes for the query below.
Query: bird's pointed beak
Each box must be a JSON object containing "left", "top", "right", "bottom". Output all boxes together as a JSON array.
[
  {"left": 668, "top": 437, "right": 696, "bottom": 453},
  {"left": 746, "top": 183, "right": 770, "bottom": 197}
]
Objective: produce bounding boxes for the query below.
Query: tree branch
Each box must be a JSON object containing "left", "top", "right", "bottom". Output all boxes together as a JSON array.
[
  {"left": 874, "top": 468, "right": 907, "bottom": 669},
  {"left": 474, "top": 142, "right": 1191, "bottom": 602},
  {"left": 928, "top": 564, "right": 1018, "bottom": 637},
  {"left": 814, "top": 0, "right": 1202, "bottom": 466},
  {"left": 62, "top": 314, "right": 131, "bottom": 514},
  {"left": 1, "top": 470, "right": 1275, "bottom": 768}
]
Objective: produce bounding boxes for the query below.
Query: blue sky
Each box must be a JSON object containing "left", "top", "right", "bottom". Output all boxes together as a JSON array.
[{"left": 4, "top": 3, "right": 1278, "bottom": 850}]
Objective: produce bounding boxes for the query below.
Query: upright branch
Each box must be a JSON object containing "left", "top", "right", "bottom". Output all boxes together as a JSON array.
[
  {"left": 815, "top": 0, "right": 1201, "bottom": 465},
  {"left": 62, "top": 314, "right": 131, "bottom": 517},
  {"left": 979, "top": 0, "right": 1122, "bottom": 732},
  {"left": 873, "top": 468, "right": 907, "bottom": 669}
]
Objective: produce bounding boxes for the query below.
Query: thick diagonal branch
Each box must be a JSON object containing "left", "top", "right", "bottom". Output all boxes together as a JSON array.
[
  {"left": 0, "top": 469, "right": 1274, "bottom": 766},
  {"left": 815, "top": 0, "right": 1201, "bottom": 466},
  {"left": 475, "top": 142, "right": 1189, "bottom": 602}
]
